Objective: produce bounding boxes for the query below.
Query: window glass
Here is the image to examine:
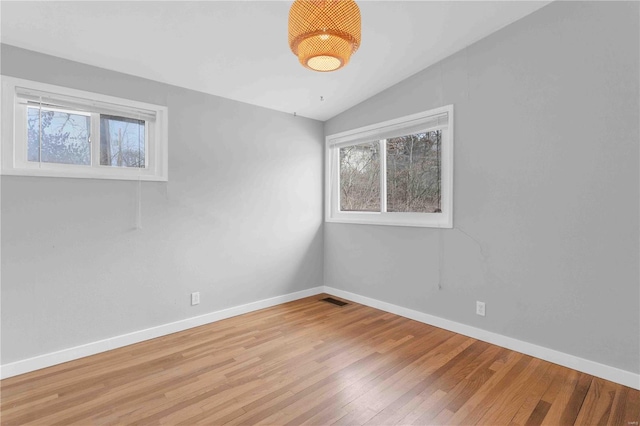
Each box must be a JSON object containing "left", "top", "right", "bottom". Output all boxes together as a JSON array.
[
  {"left": 340, "top": 142, "right": 380, "bottom": 212},
  {"left": 386, "top": 130, "right": 442, "bottom": 213},
  {"left": 27, "top": 107, "right": 91, "bottom": 165},
  {"left": 99, "top": 115, "right": 145, "bottom": 168}
]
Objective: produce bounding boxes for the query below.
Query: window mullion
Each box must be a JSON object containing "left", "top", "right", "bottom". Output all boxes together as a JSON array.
[
  {"left": 144, "top": 122, "right": 150, "bottom": 169},
  {"left": 90, "top": 113, "right": 101, "bottom": 167},
  {"left": 380, "top": 139, "right": 387, "bottom": 213},
  {"left": 333, "top": 147, "right": 341, "bottom": 215}
]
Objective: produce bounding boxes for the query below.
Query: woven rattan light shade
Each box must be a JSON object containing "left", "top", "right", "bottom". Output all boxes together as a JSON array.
[{"left": 288, "top": 0, "right": 361, "bottom": 72}]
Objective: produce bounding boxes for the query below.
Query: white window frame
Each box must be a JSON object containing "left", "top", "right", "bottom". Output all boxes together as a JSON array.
[
  {"left": 1, "top": 76, "right": 168, "bottom": 181},
  {"left": 325, "top": 105, "right": 453, "bottom": 228}
]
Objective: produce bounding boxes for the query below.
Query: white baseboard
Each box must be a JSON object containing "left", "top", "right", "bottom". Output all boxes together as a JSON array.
[
  {"left": 323, "top": 286, "right": 640, "bottom": 390},
  {"left": 3, "top": 285, "right": 638, "bottom": 390},
  {"left": 0, "top": 286, "right": 324, "bottom": 380}
]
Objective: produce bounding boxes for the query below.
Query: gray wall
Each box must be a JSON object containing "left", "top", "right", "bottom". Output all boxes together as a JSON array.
[
  {"left": 1, "top": 45, "right": 324, "bottom": 364},
  {"left": 324, "top": 1, "right": 639, "bottom": 374}
]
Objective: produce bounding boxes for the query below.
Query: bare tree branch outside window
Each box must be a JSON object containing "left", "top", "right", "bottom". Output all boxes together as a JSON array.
[
  {"left": 339, "top": 142, "right": 380, "bottom": 211},
  {"left": 100, "top": 115, "right": 145, "bottom": 168},
  {"left": 27, "top": 108, "right": 91, "bottom": 165},
  {"left": 386, "top": 130, "right": 441, "bottom": 213},
  {"left": 27, "top": 109, "right": 145, "bottom": 169},
  {"left": 339, "top": 130, "right": 441, "bottom": 213}
]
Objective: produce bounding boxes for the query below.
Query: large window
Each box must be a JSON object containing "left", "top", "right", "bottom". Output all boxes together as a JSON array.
[
  {"left": 326, "top": 106, "right": 453, "bottom": 227},
  {"left": 1, "top": 76, "right": 168, "bottom": 181}
]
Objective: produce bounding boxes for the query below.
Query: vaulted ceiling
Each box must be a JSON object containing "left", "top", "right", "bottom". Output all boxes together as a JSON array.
[{"left": 1, "top": 1, "right": 550, "bottom": 121}]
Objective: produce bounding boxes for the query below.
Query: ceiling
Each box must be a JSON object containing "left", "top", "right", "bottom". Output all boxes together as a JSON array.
[{"left": 0, "top": 1, "right": 550, "bottom": 121}]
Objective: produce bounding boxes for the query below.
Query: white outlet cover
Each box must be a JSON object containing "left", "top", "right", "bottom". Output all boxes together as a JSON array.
[
  {"left": 191, "top": 292, "right": 200, "bottom": 306},
  {"left": 476, "top": 301, "right": 486, "bottom": 316}
]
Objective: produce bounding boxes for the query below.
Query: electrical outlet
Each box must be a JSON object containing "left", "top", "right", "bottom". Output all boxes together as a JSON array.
[
  {"left": 476, "top": 301, "right": 485, "bottom": 316},
  {"left": 191, "top": 292, "right": 200, "bottom": 306}
]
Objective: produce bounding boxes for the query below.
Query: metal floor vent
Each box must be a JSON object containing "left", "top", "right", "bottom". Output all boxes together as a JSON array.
[{"left": 321, "top": 297, "right": 348, "bottom": 306}]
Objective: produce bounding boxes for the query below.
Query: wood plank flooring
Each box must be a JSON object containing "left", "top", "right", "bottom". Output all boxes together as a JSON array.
[{"left": 1, "top": 294, "right": 638, "bottom": 425}]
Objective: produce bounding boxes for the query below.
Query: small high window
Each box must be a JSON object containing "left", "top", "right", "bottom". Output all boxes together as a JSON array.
[
  {"left": 326, "top": 105, "right": 453, "bottom": 227},
  {"left": 2, "top": 76, "right": 168, "bottom": 181}
]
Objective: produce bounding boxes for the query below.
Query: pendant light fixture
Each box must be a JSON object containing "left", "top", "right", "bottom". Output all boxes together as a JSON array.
[{"left": 288, "top": 0, "right": 361, "bottom": 72}]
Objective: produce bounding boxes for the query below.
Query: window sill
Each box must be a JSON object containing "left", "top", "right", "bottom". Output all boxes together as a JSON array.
[
  {"left": 325, "top": 214, "right": 452, "bottom": 228},
  {"left": 1, "top": 168, "right": 167, "bottom": 182}
]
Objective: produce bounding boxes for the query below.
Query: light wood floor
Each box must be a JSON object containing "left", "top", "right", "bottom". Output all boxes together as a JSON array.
[{"left": 1, "top": 294, "right": 638, "bottom": 425}]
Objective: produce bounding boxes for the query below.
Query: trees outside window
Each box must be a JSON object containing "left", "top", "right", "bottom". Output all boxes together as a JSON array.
[
  {"left": 326, "top": 105, "right": 453, "bottom": 228},
  {"left": 386, "top": 131, "right": 441, "bottom": 213},
  {"left": 3, "top": 76, "right": 167, "bottom": 181}
]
